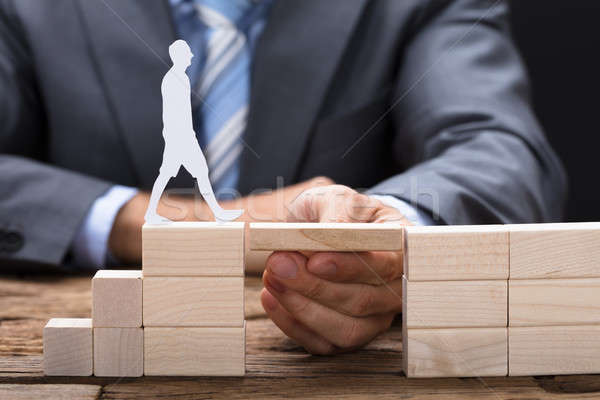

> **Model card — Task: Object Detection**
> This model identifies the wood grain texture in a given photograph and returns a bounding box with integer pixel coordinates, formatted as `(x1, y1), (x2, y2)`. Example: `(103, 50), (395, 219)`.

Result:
(142, 222), (244, 276)
(7, 273), (600, 397)
(93, 328), (143, 377)
(404, 327), (507, 378)
(509, 325), (600, 376)
(92, 270), (142, 327)
(404, 225), (509, 281)
(143, 277), (244, 327)
(0, 384), (101, 400)
(509, 278), (600, 326)
(95, 376), (600, 400)
(144, 325), (245, 376)
(402, 277), (408, 374)
(249, 222), (403, 251)
(510, 222), (600, 279)
(404, 278), (507, 328)
(43, 318), (92, 376)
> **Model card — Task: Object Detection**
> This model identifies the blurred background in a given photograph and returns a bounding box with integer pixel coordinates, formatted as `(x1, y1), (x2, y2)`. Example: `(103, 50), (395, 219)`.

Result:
(509, 0), (600, 222)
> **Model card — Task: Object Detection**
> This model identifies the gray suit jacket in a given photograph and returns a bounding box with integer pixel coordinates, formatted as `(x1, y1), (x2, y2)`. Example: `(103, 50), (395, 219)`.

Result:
(0, 0), (567, 268)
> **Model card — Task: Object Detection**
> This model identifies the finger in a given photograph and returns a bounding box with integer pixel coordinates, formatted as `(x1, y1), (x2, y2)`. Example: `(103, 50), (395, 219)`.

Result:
(306, 251), (403, 285)
(260, 288), (336, 355)
(285, 185), (373, 223)
(263, 273), (394, 348)
(265, 252), (403, 317)
(319, 191), (381, 223)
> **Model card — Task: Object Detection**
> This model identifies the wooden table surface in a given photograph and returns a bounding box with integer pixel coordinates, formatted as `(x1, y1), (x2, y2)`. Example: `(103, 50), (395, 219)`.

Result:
(1, 273), (600, 399)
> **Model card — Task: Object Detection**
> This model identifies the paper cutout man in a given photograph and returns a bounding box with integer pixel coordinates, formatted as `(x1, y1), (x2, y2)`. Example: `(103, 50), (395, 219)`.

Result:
(144, 40), (244, 224)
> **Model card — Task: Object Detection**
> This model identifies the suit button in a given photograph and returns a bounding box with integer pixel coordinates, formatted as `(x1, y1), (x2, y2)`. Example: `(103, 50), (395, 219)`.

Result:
(0, 231), (24, 253)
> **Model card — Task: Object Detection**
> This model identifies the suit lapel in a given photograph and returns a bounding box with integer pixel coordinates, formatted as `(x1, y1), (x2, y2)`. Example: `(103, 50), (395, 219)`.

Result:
(76, 0), (176, 188)
(238, 0), (368, 194)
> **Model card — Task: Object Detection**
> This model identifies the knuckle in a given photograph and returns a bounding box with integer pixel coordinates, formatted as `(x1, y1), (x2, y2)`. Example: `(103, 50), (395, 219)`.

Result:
(381, 254), (402, 282)
(289, 190), (318, 222)
(353, 193), (372, 206)
(346, 193), (378, 222)
(339, 319), (364, 348)
(350, 287), (375, 317)
(290, 295), (312, 316)
(311, 176), (334, 187)
(305, 278), (326, 299)
(331, 184), (354, 193)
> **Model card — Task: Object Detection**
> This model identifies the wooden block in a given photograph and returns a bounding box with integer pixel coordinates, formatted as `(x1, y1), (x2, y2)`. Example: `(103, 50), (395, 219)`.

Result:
(143, 221), (244, 276)
(43, 318), (93, 376)
(509, 325), (600, 375)
(0, 384), (100, 400)
(93, 328), (143, 377)
(144, 324), (245, 376)
(143, 277), (244, 327)
(404, 277), (507, 328)
(509, 278), (600, 326)
(510, 222), (600, 279)
(402, 277), (408, 374)
(92, 270), (142, 327)
(404, 225), (509, 281)
(248, 222), (403, 251)
(403, 327), (507, 378)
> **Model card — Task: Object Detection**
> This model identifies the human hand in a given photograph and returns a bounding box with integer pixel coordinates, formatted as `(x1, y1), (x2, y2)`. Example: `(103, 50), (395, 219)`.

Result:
(260, 185), (409, 354)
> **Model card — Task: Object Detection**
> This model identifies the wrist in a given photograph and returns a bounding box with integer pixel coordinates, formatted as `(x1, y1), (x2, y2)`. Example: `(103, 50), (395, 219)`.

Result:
(108, 192), (147, 264)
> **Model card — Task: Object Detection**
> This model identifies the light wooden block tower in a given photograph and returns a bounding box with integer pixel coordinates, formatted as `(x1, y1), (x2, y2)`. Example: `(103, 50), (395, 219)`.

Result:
(402, 222), (600, 378)
(44, 270), (144, 377)
(43, 221), (245, 377)
(142, 221), (245, 376)
(508, 223), (600, 376)
(402, 225), (510, 378)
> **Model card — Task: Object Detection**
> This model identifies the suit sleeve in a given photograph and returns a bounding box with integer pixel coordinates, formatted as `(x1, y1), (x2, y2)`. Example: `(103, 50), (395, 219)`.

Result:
(367, 0), (567, 224)
(0, 1), (111, 267)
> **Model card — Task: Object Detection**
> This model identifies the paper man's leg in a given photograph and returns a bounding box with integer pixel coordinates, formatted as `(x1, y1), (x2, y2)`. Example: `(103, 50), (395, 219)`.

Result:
(182, 143), (243, 222)
(195, 169), (223, 213)
(195, 170), (243, 222)
(144, 171), (173, 224)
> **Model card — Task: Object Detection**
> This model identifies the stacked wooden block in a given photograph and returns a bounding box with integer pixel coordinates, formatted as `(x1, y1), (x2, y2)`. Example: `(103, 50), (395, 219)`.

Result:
(402, 225), (509, 378)
(92, 270), (144, 377)
(43, 318), (94, 376)
(42, 220), (600, 378)
(509, 223), (600, 376)
(44, 270), (143, 376)
(402, 222), (600, 378)
(142, 222), (245, 376)
(43, 221), (245, 377)
(249, 222), (405, 252)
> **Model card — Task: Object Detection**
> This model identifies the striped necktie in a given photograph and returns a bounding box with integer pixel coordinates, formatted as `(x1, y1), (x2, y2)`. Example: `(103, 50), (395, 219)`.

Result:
(172, 0), (269, 195)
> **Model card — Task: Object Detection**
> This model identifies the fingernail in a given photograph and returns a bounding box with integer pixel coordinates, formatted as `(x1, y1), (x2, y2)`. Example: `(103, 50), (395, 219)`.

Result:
(270, 256), (298, 279)
(266, 276), (286, 293)
(308, 262), (337, 278)
(262, 290), (279, 311)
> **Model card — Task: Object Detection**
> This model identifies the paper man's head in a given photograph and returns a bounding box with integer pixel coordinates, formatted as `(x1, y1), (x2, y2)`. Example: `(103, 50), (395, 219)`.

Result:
(169, 40), (193, 68)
